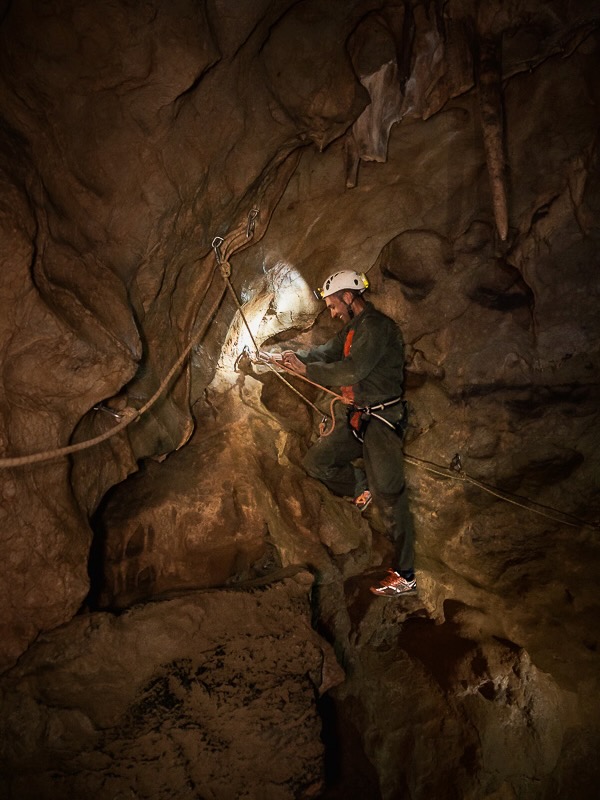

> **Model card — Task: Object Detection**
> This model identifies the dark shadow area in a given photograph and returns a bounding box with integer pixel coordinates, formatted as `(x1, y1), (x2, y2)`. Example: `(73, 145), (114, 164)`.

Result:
(318, 692), (382, 799)
(79, 478), (121, 612)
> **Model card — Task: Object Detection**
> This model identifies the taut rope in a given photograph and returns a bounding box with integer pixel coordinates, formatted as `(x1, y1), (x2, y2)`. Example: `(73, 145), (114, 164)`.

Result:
(2, 225), (598, 534)
(256, 358), (598, 531)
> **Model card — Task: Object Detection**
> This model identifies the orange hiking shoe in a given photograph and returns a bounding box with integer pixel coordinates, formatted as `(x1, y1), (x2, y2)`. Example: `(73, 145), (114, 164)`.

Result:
(354, 490), (372, 511)
(370, 570), (417, 597)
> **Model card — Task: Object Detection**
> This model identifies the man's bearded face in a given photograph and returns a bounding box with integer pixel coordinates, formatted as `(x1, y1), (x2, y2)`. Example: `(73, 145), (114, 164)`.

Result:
(325, 292), (352, 323)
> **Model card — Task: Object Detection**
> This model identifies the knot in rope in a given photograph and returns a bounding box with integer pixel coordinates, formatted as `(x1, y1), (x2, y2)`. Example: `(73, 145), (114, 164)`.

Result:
(219, 260), (232, 279)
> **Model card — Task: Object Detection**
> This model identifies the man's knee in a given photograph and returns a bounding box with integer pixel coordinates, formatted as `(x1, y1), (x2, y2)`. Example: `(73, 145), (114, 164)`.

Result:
(302, 443), (326, 481)
(377, 483), (406, 507)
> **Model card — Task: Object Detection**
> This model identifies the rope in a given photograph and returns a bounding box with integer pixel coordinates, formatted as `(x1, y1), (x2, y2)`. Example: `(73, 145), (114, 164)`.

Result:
(248, 354), (599, 532)
(5, 222), (597, 535)
(0, 280), (229, 469)
(0, 212), (258, 469)
(221, 267), (261, 357)
(259, 361), (324, 417)
(0, 407), (140, 469)
(271, 363), (598, 530)
(402, 453), (599, 532)
(228, 287), (597, 533)
(255, 357), (345, 435)
(138, 279), (227, 419)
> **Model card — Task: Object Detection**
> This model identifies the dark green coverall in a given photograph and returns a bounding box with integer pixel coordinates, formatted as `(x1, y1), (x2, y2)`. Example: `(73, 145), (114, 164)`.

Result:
(296, 302), (415, 574)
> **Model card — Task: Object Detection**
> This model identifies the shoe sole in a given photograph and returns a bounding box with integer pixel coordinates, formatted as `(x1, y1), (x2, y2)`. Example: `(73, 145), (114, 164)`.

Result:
(369, 585), (417, 597)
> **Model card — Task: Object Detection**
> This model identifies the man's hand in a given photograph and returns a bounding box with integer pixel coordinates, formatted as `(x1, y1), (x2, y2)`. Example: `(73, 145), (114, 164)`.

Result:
(281, 351), (307, 376)
(258, 350), (283, 363)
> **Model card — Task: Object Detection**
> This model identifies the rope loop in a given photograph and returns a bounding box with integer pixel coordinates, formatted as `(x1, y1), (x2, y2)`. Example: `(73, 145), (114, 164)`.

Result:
(318, 397), (341, 437)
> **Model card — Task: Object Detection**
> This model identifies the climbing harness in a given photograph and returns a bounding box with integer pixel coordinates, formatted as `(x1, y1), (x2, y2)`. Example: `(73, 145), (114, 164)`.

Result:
(347, 397), (408, 443)
(1, 212), (597, 536)
(251, 353), (598, 533)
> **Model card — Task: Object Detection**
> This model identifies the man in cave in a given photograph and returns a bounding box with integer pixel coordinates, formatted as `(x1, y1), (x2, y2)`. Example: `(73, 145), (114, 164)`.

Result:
(277, 269), (416, 597)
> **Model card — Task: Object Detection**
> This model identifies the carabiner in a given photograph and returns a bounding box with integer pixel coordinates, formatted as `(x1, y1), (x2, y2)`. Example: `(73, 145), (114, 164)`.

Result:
(246, 208), (259, 238)
(211, 236), (224, 264)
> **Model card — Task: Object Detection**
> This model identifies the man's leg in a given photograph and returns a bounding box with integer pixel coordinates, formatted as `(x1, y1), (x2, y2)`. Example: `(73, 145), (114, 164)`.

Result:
(363, 421), (416, 592)
(302, 420), (365, 498)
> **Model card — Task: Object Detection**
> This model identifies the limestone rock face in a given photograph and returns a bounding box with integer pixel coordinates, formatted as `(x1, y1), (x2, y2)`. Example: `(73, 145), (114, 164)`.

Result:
(0, 575), (342, 800)
(0, 127), (141, 666)
(0, 0), (599, 797)
(261, 1), (370, 150)
(333, 590), (574, 800)
(98, 374), (374, 610)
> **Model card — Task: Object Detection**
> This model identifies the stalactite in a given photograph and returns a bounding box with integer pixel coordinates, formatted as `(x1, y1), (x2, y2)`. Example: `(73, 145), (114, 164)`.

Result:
(343, 131), (360, 188)
(397, 0), (416, 93)
(477, 35), (509, 241)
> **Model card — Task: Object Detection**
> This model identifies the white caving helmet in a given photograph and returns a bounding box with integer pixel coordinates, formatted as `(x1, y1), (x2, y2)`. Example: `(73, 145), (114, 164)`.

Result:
(314, 270), (369, 300)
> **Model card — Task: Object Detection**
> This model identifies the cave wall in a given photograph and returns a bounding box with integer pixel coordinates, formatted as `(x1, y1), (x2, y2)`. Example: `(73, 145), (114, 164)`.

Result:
(0, 574), (341, 799)
(0, 0), (333, 664)
(0, 0), (599, 798)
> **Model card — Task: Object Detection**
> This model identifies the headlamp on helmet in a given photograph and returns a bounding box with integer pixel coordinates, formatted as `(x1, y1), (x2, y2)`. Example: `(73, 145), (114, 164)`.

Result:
(313, 270), (369, 300)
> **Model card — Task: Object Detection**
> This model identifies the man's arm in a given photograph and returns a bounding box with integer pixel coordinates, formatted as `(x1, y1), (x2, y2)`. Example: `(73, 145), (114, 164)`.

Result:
(279, 331), (346, 376)
(295, 334), (345, 365)
(306, 316), (391, 387)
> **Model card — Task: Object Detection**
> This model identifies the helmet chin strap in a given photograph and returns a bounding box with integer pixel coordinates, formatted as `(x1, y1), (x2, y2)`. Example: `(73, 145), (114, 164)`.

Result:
(343, 296), (355, 319)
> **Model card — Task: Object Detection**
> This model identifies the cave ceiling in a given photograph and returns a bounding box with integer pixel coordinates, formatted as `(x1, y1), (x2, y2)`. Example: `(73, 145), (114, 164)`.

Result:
(0, 1), (599, 798)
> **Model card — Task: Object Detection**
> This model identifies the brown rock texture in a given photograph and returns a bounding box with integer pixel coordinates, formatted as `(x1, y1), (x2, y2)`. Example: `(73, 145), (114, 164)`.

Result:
(0, 0), (599, 797)
(332, 589), (573, 799)
(97, 375), (374, 610)
(0, 574), (342, 800)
